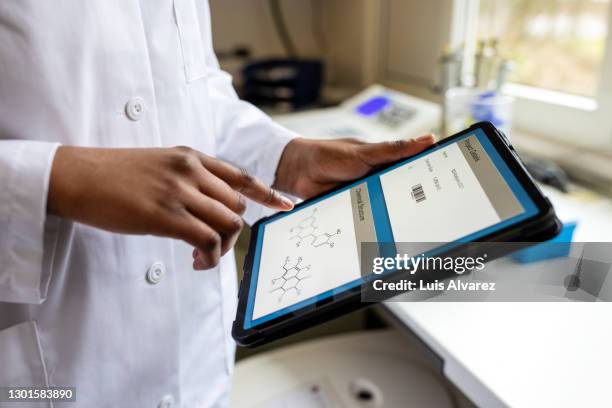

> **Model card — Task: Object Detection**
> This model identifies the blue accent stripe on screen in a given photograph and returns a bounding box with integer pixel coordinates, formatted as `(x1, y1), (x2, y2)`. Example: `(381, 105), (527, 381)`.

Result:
(366, 177), (396, 256)
(244, 225), (265, 329)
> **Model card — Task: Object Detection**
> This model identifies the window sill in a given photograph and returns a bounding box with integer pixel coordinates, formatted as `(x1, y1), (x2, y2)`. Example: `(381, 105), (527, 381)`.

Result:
(504, 83), (598, 112)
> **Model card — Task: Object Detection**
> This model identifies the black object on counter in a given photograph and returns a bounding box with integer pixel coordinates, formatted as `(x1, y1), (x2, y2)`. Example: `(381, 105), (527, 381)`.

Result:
(242, 59), (323, 110)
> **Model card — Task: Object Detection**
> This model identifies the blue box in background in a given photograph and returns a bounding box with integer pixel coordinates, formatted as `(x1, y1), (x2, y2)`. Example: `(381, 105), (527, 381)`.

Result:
(511, 221), (578, 264)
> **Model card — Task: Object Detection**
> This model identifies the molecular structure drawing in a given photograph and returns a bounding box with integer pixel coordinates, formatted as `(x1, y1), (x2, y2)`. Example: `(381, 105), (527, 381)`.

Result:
(270, 256), (311, 302)
(290, 208), (341, 248)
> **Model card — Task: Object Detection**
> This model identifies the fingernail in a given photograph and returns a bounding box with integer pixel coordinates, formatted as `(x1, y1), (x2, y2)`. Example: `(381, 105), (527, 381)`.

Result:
(280, 195), (294, 209)
(416, 134), (435, 143)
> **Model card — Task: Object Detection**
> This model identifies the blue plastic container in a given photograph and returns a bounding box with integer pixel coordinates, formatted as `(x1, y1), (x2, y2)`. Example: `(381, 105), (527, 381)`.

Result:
(511, 221), (577, 264)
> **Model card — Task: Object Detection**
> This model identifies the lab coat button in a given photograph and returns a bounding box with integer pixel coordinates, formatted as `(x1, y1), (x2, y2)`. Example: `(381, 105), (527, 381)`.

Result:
(158, 395), (174, 408)
(125, 97), (145, 121)
(146, 262), (165, 284)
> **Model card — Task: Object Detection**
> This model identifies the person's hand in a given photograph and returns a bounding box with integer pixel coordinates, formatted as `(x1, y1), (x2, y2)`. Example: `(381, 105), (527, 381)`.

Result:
(273, 135), (435, 199)
(48, 146), (293, 269)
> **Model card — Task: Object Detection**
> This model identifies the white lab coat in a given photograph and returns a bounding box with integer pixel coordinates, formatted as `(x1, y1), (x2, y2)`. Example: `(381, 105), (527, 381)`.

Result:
(0, 1), (295, 407)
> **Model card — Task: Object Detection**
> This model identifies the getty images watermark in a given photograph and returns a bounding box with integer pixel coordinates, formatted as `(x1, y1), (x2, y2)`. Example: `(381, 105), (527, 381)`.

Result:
(359, 242), (612, 302)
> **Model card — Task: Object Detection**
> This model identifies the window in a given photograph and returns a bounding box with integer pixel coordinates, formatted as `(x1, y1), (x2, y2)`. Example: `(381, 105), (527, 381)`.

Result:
(452, 0), (612, 147)
(479, 0), (610, 97)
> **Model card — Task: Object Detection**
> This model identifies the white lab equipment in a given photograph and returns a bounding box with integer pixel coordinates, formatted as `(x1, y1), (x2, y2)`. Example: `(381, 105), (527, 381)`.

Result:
(444, 89), (514, 137)
(273, 85), (440, 142)
(231, 330), (472, 408)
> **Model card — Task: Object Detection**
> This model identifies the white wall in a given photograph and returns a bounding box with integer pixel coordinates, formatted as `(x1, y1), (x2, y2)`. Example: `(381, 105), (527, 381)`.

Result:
(379, 0), (452, 95)
(209, 0), (374, 88)
(208, 0), (452, 97)
(209, 0), (322, 59)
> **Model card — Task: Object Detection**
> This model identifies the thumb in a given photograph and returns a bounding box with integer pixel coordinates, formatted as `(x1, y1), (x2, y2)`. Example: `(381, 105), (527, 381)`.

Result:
(356, 134), (435, 166)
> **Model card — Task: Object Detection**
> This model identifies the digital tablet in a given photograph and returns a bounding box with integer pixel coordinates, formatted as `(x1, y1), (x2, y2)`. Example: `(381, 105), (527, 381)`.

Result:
(233, 122), (561, 347)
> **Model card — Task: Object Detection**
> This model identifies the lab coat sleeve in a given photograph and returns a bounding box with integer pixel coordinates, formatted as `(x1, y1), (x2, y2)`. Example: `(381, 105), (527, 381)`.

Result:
(0, 140), (60, 304)
(202, 16), (298, 224)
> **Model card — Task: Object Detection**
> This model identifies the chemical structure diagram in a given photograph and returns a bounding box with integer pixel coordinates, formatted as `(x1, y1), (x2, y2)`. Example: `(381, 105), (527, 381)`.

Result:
(270, 256), (311, 302)
(289, 208), (341, 249)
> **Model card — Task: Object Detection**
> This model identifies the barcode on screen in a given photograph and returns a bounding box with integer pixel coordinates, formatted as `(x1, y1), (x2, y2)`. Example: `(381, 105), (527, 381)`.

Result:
(411, 183), (426, 203)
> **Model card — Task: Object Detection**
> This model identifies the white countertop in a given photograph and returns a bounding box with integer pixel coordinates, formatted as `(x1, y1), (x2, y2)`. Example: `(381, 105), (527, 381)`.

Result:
(384, 186), (612, 407)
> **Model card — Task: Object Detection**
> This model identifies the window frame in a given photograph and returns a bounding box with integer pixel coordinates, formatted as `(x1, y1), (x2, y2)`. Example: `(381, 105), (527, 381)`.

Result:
(451, 0), (612, 148)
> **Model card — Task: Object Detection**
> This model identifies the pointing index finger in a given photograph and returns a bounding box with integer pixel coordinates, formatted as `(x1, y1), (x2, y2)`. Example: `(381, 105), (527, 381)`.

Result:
(199, 154), (294, 211)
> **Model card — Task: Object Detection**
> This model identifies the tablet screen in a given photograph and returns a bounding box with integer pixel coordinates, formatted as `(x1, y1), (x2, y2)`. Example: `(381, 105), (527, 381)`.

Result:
(244, 128), (539, 329)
